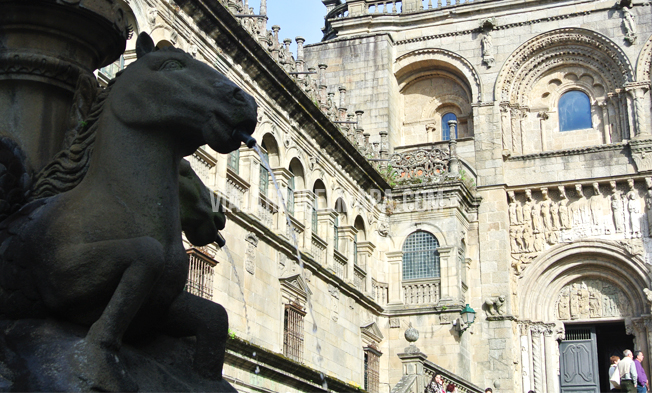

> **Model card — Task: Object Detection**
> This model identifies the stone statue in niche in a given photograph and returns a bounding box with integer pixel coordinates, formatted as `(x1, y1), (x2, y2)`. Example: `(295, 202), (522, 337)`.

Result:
(622, 5), (638, 44)
(541, 188), (553, 232)
(510, 227), (519, 252)
(551, 196), (560, 230)
(532, 199), (543, 234)
(0, 33), (258, 391)
(481, 32), (495, 68)
(516, 196), (524, 224)
(508, 191), (518, 226)
(515, 227), (524, 252)
(558, 186), (571, 229)
(611, 181), (625, 234)
(534, 232), (545, 252)
(523, 189), (533, 230)
(572, 184), (590, 227)
(522, 224), (533, 252)
(589, 182), (603, 230)
(627, 179), (641, 238)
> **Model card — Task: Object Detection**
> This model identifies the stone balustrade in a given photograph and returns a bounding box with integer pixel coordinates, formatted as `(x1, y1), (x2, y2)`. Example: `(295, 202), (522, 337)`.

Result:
(402, 279), (440, 305)
(392, 351), (483, 393)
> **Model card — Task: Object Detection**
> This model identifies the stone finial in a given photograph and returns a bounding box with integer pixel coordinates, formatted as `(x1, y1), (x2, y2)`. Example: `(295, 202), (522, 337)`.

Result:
(259, 0), (267, 15)
(404, 322), (421, 353)
(355, 110), (364, 129)
(447, 119), (458, 140)
(295, 36), (305, 60)
(338, 86), (347, 110)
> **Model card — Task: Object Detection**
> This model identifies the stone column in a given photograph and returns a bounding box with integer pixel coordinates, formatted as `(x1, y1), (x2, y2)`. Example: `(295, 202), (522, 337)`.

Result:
(436, 246), (455, 301)
(240, 149), (261, 216)
(387, 251), (403, 305)
(520, 323), (532, 393)
(530, 324), (546, 393)
(339, 86), (348, 121)
(318, 208), (338, 271)
(339, 225), (357, 282)
(538, 112), (548, 151)
(272, 167), (292, 236)
(358, 241), (376, 295)
(632, 86), (650, 137)
(511, 108), (521, 155)
(448, 138), (459, 176)
(519, 108), (529, 154)
(318, 63), (328, 105)
(599, 100), (611, 143)
(501, 104), (512, 152)
(295, 37), (305, 73)
(543, 324), (558, 393)
(294, 190), (314, 251)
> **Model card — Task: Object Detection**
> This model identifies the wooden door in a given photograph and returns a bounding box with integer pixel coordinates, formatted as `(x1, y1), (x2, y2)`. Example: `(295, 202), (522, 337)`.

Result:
(560, 326), (600, 393)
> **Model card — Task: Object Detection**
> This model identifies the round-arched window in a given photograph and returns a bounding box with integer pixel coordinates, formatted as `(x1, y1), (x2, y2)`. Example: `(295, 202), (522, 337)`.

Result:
(442, 113), (457, 141)
(559, 91), (592, 132)
(402, 231), (440, 280)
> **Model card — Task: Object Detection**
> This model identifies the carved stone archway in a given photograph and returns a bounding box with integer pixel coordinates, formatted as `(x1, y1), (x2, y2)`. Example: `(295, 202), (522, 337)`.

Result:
(516, 239), (651, 393)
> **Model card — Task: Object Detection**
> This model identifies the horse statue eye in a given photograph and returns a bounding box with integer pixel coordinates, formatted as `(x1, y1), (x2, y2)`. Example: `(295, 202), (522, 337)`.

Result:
(159, 60), (184, 71)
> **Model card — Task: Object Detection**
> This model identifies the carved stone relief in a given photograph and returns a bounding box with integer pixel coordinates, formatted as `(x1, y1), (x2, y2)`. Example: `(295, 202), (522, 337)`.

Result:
(245, 232), (258, 275)
(555, 279), (631, 320)
(328, 284), (339, 322)
(508, 179), (652, 274)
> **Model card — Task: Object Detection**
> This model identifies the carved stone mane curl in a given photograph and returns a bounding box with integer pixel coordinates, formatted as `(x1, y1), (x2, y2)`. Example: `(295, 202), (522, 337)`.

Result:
(30, 78), (114, 200)
(31, 47), (193, 200)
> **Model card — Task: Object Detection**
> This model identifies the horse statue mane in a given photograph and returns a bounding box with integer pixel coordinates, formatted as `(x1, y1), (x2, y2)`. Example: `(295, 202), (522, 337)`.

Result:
(30, 46), (194, 201)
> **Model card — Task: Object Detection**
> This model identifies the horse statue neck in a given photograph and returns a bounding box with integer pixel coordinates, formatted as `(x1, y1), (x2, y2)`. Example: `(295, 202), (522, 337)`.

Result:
(77, 108), (185, 241)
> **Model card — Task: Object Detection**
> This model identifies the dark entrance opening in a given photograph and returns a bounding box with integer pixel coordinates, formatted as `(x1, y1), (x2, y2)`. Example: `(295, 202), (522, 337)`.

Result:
(560, 322), (633, 393)
(596, 322), (634, 392)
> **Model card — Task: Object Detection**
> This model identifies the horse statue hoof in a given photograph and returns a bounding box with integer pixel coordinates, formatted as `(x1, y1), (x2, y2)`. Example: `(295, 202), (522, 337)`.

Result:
(70, 340), (138, 392)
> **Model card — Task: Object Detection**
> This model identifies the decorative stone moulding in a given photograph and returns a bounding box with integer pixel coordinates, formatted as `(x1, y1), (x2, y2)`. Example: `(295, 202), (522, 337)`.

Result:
(630, 137), (652, 172)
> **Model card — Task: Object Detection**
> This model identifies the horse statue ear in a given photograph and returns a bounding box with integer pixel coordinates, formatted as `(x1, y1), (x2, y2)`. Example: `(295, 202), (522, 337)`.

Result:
(136, 32), (156, 59)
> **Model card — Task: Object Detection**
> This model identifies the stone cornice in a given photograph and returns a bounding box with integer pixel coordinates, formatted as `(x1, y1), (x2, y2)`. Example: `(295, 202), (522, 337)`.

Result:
(174, 0), (390, 193)
(506, 142), (628, 161)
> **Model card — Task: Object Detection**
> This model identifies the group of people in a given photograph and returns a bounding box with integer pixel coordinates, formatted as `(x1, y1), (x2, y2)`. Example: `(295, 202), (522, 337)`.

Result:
(609, 350), (649, 393)
(425, 375), (497, 393)
(424, 374), (461, 393)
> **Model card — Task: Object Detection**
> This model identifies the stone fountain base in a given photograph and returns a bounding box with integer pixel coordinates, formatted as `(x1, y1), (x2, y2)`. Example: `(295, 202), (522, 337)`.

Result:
(0, 318), (236, 392)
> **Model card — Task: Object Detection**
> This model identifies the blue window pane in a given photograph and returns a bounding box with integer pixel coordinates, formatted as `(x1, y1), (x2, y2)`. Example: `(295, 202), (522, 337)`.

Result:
(442, 113), (457, 141)
(559, 91), (592, 132)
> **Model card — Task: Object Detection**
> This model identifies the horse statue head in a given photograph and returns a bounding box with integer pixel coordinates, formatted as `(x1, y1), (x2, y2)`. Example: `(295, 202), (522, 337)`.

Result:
(108, 33), (257, 157)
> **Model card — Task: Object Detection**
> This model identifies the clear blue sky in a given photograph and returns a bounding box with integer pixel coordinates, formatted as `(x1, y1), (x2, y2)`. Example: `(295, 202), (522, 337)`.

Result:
(246, 0), (326, 54)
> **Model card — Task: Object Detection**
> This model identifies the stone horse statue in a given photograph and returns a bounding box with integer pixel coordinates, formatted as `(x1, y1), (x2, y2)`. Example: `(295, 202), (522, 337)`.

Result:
(0, 33), (256, 391)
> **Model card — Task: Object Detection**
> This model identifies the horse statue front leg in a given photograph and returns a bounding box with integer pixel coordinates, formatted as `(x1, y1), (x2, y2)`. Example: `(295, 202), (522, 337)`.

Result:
(160, 291), (230, 380)
(62, 236), (166, 391)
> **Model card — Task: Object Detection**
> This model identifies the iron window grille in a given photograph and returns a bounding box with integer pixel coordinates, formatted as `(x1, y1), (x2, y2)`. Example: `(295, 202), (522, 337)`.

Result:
(402, 231), (440, 280)
(185, 248), (216, 300)
(364, 346), (381, 393)
(283, 302), (306, 362)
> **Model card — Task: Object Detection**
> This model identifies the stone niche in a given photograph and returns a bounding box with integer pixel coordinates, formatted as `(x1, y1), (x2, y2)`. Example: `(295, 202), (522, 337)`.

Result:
(555, 279), (631, 321)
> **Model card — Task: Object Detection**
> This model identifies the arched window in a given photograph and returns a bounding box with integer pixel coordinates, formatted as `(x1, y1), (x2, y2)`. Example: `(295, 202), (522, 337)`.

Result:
(313, 180), (327, 234)
(442, 113), (457, 141)
(559, 91), (592, 132)
(402, 231), (440, 280)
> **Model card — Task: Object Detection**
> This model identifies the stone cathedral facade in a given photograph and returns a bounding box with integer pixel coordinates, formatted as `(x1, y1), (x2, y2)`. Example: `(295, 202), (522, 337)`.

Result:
(101, 0), (652, 392)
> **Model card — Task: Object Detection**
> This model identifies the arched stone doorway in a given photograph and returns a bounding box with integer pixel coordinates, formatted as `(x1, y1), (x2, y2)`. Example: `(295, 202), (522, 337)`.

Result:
(516, 240), (651, 393)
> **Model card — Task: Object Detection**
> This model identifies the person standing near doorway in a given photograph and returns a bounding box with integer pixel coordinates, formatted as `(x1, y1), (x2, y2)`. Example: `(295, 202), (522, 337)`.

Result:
(634, 351), (648, 393)
(620, 349), (638, 393)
